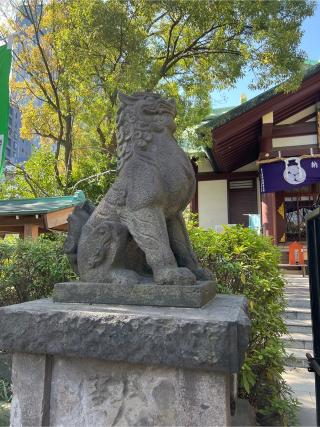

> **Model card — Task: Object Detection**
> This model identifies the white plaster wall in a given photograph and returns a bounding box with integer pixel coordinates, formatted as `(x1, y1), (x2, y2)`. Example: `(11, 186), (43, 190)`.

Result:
(197, 158), (212, 172)
(198, 180), (228, 229)
(272, 134), (317, 148)
(234, 161), (258, 172)
(277, 105), (316, 125)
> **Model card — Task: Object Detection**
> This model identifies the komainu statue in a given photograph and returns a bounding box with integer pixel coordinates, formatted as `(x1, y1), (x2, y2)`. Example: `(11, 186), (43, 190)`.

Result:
(65, 92), (212, 286)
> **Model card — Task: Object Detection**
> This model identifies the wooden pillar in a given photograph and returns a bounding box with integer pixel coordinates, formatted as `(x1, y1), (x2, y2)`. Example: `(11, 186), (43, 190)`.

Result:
(261, 192), (277, 243)
(190, 159), (199, 216)
(275, 192), (286, 243)
(24, 224), (39, 240)
(317, 102), (320, 148)
(260, 111), (273, 158)
(191, 181), (198, 215)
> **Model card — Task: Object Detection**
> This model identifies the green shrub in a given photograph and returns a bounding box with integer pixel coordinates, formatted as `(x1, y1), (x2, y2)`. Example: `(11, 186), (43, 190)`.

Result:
(0, 234), (76, 306)
(187, 220), (298, 426)
(0, 379), (11, 403)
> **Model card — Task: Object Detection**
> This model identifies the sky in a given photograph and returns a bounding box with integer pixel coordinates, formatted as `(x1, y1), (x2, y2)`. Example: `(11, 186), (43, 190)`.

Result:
(211, 2), (320, 109)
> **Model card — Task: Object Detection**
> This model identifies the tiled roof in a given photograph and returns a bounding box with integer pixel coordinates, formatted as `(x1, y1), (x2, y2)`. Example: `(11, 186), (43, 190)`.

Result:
(0, 190), (86, 216)
(200, 63), (320, 131)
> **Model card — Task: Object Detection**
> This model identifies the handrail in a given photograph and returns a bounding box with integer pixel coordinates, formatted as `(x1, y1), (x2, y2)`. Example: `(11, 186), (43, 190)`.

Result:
(306, 210), (320, 426)
(306, 207), (320, 222)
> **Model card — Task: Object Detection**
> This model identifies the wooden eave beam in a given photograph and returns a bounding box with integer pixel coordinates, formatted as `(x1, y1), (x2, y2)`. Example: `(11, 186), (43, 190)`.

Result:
(44, 206), (74, 230)
(317, 102), (320, 147)
(263, 147), (320, 160)
(212, 73), (320, 142)
(51, 224), (68, 231)
(197, 171), (258, 181)
(203, 146), (220, 172)
(0, 215), (44, 226)
(295, 112), (317, 123)
(0, 226), (25, 233)
(274, 96), (319, 123)
(260, 112), (273, 155)
(272, 122), (317, 138)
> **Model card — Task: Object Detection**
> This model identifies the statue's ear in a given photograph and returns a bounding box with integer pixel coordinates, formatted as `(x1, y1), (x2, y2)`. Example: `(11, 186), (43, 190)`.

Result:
(118, 91), (138, 105)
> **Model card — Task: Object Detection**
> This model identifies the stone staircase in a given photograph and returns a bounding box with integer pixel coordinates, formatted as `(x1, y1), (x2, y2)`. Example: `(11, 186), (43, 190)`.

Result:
(282, 274), (313, 368)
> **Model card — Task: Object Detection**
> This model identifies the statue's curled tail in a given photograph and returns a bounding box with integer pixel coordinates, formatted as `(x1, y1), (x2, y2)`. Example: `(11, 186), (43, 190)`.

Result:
(64, 200), (95, 274)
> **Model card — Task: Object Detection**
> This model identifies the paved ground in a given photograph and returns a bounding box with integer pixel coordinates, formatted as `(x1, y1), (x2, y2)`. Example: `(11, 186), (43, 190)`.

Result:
(283, 367), (316, 426)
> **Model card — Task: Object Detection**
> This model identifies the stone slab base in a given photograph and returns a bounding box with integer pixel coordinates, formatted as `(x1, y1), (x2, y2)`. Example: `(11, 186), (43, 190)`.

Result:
(0, 295), (250, 373)
(53, 279), (216, 308)
(11, 353), (231, 427)
(1, 295), (250, 427)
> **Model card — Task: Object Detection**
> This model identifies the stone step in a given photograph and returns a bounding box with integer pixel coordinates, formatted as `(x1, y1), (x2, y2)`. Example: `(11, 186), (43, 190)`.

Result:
(284, 307), (311, 321)
(286, 319), (312, 334)
(285, 318), (312, 326)
(284, 278), (310, 284)
(285, 286), (310, 292)
(284, 284), (310, 289)
(284, 275), (309, 279)
(281, 269), (307, 276)
(284, 288), (310, 294)
(285, 281), (310, 285)
(284, 283), (309, 292)
(285, 297), (311, 309)
(282, 333), (313, 350)
(283, 275), (313, 369)
(285, 348), (310, 368)
(284, 293), (311, 300)
(285, 283), (310, 288)
(284, 288), (310, 300)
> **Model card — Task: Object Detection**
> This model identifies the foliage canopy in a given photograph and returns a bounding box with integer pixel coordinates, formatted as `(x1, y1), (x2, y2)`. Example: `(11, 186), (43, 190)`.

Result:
(0, 0), (315, 199)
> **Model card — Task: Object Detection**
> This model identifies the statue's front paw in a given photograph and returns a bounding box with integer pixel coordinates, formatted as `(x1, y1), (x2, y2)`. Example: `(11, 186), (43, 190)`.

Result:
(154, 267), (196, 286)
(193, 268), (213, 281)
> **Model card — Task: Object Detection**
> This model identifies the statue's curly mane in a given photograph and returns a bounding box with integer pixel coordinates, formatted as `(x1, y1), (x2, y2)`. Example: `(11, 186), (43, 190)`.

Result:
(116, 92), (176, 171)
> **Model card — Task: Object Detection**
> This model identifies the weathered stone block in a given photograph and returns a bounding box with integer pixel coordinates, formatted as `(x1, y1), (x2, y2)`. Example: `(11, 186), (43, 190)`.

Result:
(0, 294), (250, 427)
(10, 353), (51, 427)
(53, 279), (216, 307)
(0, 294), (250, 373)
(48, 356), (230, 427)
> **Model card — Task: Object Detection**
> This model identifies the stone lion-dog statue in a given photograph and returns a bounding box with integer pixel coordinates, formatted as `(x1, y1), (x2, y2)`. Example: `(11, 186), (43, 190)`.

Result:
(64, 92), (212, 286)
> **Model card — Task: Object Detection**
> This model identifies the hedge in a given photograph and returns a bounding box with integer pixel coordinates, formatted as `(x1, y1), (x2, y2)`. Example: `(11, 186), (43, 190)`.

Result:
(187, 220), (298, 426)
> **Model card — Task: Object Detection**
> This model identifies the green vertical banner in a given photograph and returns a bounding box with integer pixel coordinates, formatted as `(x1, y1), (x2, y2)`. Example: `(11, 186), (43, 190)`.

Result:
(0, 43), (12, 176)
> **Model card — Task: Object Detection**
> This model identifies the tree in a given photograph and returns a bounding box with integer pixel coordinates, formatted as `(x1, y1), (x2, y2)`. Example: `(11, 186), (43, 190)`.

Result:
(0, 0), (315, 198)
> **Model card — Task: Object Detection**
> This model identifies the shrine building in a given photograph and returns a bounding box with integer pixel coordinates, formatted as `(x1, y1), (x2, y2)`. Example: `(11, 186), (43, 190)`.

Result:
(192, 63), (320, 245)
(0, 190), (86, 239)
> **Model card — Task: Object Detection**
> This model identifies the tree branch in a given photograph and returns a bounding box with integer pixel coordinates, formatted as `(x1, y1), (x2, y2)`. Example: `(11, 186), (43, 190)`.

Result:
(7, 160), (50, 197)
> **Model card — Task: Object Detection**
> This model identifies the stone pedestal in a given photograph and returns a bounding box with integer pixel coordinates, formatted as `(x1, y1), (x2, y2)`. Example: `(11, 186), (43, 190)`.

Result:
(0, 294), (250, 427)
